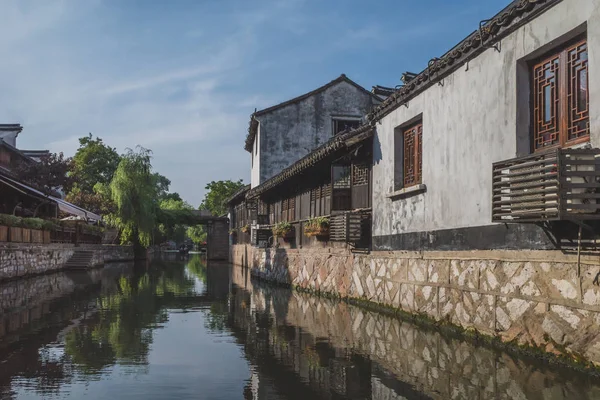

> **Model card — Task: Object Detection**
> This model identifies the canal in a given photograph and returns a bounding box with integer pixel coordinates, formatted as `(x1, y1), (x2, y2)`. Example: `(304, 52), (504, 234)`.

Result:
(1, 255), (600, 399)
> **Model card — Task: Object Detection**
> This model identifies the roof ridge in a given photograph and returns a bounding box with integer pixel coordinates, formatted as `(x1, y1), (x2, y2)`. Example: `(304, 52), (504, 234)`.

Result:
(244, 74), (377, 152)
(246, 124), (374, 199)
(368, 0), (562, 122)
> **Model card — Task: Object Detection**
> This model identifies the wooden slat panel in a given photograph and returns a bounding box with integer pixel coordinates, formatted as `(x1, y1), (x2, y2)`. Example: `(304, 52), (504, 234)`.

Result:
(562, 171), (600, 177)
(493, 195), (559, 206)
(351, 184), (369, 209)
(492, 187), (558, 199)
(492, 164), (556, 180)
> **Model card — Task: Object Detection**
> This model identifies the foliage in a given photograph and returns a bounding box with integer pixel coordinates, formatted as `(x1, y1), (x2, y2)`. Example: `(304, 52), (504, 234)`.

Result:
(21, 217), (45, 230)
(272, 222), (293, 238)
(152, 173), (173, 201)
(200, 179), (245, 217)
(187, 225), (206, 245)
(109, 147), (157, 248)
(160, 192), (182, 202)
(0, 214), (21, 227)
(228, 228), (237, 235)
(65, 185), (114, 216)
(70, 134), (121, 193)
(240, 225), (250, 234)
(15, 152), (73, 195)
(304, 216), (329, 237)
(81, 224), (104, 235)
(157, 198), (193, 244)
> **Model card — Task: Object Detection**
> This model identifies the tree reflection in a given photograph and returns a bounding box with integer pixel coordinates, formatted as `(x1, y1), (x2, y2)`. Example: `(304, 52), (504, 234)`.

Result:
(64, 260), (199, 374)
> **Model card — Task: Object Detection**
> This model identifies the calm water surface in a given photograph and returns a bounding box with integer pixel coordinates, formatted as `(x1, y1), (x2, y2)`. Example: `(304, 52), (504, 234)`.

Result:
(1, 255), (600, 399)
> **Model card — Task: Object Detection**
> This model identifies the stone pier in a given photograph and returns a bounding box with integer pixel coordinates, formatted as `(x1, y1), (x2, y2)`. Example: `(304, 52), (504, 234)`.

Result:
(231, 244), (600, 366)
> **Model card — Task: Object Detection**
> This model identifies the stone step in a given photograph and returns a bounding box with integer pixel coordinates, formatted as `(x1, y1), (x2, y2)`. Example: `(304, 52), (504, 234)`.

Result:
(64, 250), (95, 270)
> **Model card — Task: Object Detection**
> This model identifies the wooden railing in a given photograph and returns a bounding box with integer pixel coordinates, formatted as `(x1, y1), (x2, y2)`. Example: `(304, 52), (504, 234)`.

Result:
(492, 148), (600, 223)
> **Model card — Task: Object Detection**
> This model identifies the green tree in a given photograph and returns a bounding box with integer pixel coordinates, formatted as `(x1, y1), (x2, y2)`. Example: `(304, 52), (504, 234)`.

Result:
(186, 224), (206, 245)
(15, 152), (73, 195)
(110, 147), (157, 254)
(71, 134), (121, 193)
(200, 179), (245, 216)
(152, 173), (171, 200)
(158, 198), (193, 244)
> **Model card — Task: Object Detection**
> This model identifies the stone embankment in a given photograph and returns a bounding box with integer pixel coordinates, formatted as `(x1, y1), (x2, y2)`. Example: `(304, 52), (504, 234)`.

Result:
(232, 244), (600, 367)
(232, 265), (600, 400)
(0, 243), (133, 281)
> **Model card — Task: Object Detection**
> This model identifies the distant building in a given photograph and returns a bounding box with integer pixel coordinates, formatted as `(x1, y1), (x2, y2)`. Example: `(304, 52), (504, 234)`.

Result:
(0, 124), (100, 221)
(245, 74), (381, 189)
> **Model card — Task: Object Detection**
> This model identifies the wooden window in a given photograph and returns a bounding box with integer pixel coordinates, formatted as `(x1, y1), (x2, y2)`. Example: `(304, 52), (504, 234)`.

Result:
(333, 119), (361, 135)
(332, 165), (351, 189)
(402, 122), (423, 188)
(532, 38), (589, 152)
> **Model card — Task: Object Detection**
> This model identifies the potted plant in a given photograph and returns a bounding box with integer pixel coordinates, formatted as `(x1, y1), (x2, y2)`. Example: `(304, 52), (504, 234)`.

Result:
(240, 225), (250, 234)
(229, 229), (238, 236)
(41, 220), (57, 244)
(0, 214), (20, 242)
(0, 214), (24, 242)
(22, 217), (45, 243)
(304, 216), (329, 238)
(272, 222), (293, 241)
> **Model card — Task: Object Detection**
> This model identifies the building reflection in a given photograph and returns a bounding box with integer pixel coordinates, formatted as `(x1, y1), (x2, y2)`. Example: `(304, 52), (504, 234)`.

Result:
(228, 265), (600, 400)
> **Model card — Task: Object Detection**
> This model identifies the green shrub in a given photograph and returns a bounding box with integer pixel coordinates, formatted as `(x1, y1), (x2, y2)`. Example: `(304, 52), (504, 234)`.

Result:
(0, 214), (22, 227)
(21, 217), (46, 230)
(41, 220), (59, 231)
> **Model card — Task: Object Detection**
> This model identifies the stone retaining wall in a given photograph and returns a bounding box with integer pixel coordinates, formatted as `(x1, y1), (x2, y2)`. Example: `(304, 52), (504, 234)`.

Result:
(232, 244), (600, 366)
(0, 244), (133, 282)
(231, 266), (600, 399)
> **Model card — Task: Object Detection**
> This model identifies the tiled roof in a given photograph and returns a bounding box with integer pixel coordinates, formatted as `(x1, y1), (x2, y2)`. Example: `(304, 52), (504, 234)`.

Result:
(246, 124), (374, 199)
(368, 0), (562, 122)
(244, 74), (378, 152)
(0, 124), (23, 132)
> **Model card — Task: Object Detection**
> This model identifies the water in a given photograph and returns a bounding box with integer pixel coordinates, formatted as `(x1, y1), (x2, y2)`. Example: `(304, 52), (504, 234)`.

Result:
(1, 255), (600, 399)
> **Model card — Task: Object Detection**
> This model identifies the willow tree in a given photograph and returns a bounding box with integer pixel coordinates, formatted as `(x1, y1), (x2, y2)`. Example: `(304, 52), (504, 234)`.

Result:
(110, 147), (157, 256)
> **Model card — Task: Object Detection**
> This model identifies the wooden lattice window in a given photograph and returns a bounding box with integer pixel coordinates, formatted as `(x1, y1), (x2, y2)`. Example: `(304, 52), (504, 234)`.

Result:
(403, 122), (423, 187)
(332, 165), (351, 189)
(532, 38), (589, 152)
(353, 164), (369, 186)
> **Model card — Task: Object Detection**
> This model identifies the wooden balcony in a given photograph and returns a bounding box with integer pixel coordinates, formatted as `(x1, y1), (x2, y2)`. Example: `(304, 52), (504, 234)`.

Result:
(492, 148), (600, 223)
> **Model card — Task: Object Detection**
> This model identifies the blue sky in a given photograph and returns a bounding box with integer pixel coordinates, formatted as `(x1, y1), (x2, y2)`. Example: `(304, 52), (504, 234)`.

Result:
(0, 0), (510, 206)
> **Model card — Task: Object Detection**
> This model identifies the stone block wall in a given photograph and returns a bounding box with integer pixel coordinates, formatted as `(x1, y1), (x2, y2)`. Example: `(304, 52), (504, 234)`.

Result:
(0, 244), (133, 282)
(231, 244), (600, 366)
(232, 267), (600, 399)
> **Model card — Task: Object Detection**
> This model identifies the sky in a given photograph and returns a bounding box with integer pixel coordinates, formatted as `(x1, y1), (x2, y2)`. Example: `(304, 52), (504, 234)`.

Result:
(0, 0), (511, 206)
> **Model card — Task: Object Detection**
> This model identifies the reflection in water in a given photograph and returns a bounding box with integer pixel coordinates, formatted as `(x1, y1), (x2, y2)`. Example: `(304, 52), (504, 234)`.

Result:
(0, 256), (600, 399)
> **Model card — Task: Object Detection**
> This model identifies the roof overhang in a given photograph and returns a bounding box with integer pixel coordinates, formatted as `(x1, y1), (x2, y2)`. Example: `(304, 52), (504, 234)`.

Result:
(246, 124), (374, 199)
(368, 0), (562, 122)
(224, 184), (251, 206)
(0, 173), (102, 221)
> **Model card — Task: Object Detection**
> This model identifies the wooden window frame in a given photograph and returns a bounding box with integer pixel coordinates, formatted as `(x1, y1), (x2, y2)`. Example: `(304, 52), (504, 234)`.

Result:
(332, 118), (361, 136)
(402, 121), (423, 188)
(531, 36), (589, 153)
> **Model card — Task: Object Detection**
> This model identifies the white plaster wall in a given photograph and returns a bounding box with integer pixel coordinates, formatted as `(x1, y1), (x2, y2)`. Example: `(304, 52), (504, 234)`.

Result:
(373, 0), (600, 238)
(257, 80), (377, 184)
(0, 131), (18, 147)
(251, 124), (261, 189)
